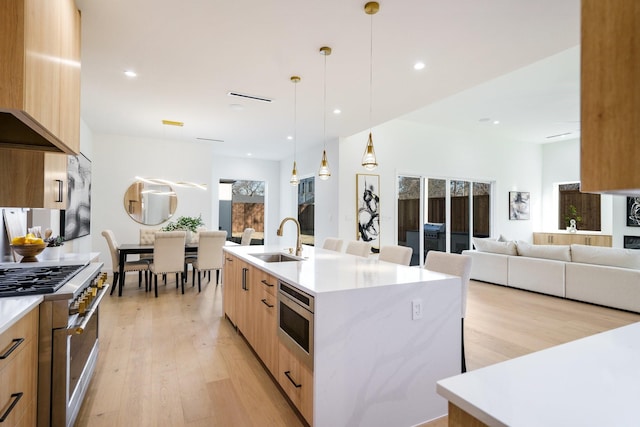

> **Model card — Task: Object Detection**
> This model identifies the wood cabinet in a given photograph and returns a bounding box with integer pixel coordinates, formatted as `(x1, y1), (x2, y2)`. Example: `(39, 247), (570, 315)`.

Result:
(0, 308), (38, 427)
(278, 341), (313, 424)
(0, 0), (80, 154)
(222, 254), (239, 326)
(580, 0), (640, 194)
(222, 253), (255, 344)
(533, 232), (612, 247)
(0, 149), (67, 209)
(252, 270), (278, 376)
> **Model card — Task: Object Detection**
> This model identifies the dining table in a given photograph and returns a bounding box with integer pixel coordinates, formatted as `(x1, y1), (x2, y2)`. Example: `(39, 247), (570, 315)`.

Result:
(116, 240), (238, 296)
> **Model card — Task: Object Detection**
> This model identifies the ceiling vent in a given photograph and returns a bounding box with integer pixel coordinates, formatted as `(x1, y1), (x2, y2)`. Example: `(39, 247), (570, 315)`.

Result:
(196, 137), (224, 143)
(227, 92), (273, 103)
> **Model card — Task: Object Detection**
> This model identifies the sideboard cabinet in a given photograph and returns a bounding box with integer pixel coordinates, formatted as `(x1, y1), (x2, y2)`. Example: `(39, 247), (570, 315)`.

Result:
(533, 232), (612, 247)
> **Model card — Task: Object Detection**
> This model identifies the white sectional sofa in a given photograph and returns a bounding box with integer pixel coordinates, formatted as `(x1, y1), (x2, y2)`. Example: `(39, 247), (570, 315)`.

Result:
(462, 238), (640, 313)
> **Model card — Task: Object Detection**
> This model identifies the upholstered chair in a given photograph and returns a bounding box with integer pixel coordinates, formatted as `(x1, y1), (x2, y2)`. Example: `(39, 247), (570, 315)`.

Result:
(424, 250), (472, 372)
(322, 237), (344, 252)
(240, 228), (255, 246)
(191, 230), (227, 291)
(139, 228), (159, 262)
(345, 240), (372, 258)
(102, 230), (149, 295)
(378, 245), (413, 266)
(149, 231), (186, 297)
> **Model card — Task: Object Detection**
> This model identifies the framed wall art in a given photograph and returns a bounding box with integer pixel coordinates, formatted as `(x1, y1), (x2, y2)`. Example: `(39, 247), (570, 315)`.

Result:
(627, 197), (640, 227)
(356, 174), (380, 252)
(509, 191), (530, 220)
(61, 153), (92, 240)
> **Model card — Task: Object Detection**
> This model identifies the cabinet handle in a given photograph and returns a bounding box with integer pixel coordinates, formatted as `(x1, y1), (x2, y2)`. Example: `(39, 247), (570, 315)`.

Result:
(284, 371), (302, 388)
(0, 392), (23, 422)
(242, 268), (249, 291)
(0, 338), (24, 360)
(55, 179), (64, 203)
(261, 279), (274, 287)
(261, 298), (274, 308)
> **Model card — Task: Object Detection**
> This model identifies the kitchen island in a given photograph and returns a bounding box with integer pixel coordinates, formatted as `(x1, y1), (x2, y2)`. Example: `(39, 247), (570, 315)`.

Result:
(223, 244), (462, 427)
(437, 322), (640, 427)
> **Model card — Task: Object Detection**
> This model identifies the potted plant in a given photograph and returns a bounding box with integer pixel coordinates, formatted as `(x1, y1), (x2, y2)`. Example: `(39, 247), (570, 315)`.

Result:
(161, 215), (205, 242)
(41, 235), (64, 260)
(564, 204), (582, 232)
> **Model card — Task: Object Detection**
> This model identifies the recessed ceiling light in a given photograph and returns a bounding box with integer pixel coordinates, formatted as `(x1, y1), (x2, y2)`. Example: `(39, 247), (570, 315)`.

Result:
(124, 70), (137, 77)
(414, 62), (426, 70)
(333, 108), (341, 115)
(287, 136), (293, 140)
(493, 120), (500, 125)
(247, 153), (252, 156)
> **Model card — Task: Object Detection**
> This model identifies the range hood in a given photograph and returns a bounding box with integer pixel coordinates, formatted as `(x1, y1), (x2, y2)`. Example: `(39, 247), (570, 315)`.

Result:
(0, 111), (74, 153)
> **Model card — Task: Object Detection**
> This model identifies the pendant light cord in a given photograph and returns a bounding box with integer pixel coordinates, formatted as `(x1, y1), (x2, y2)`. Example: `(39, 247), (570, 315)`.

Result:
(294, 79), (297, 162)
(323, 53), (327, 150)
(369, 12), (373, 133)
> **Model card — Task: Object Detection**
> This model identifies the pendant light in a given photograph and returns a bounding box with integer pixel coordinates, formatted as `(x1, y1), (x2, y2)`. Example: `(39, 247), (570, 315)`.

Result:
(290, 75), (301, 186)
(318, 46), (332, 180)
(361, 1), (379, 170)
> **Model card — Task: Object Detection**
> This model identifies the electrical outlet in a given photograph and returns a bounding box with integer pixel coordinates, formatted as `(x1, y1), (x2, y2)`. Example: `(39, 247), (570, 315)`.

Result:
(412, 299), (423, 320)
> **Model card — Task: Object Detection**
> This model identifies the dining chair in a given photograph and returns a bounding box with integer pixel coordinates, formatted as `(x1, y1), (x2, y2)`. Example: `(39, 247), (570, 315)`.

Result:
(424, 250), (472, 373)
(149, 231), (186, 297)
(345, 240), (371, 258)
(378, 245), (413, 266)
(139, 227), (159, 262)
(322, 237), (344, 252)
(240, 228), (255, 246)
(191, 230), (227, 292)
(102, 230), (149, 296)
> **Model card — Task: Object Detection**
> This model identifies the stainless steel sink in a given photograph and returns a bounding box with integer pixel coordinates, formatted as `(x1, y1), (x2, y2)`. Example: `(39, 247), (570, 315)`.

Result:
(249, 252), (304, 263)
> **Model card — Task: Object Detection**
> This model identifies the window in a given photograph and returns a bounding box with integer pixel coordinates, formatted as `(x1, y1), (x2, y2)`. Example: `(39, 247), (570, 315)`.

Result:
(218, 179), (265, 244)
(558, 183), (601, 231)
(298, 176), (315, 246)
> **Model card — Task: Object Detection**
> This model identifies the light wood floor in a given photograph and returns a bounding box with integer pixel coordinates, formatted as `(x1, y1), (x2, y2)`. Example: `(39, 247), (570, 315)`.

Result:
(75, 275), (640, 427)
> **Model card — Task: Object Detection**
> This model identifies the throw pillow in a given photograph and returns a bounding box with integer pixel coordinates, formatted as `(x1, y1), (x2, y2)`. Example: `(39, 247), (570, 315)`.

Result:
(515, 241), (571, 262)
(472, 237), (517, 255)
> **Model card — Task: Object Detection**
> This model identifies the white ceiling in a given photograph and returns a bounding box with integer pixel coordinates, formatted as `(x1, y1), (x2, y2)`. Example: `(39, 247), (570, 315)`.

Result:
(77, 0), (581, 160)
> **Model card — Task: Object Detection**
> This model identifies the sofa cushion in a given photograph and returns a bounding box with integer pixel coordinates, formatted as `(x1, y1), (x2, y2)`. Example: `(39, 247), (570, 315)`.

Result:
(516, 240), (572, 262)
(472, 237), (517, 255)
(570, 244), (640, 269)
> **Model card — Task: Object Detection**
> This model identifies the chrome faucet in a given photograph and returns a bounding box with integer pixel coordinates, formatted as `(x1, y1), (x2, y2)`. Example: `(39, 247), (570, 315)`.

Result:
(277, 217), (302, 257)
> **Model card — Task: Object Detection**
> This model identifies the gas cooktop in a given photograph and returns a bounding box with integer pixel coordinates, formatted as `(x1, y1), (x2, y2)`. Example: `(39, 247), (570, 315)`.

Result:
(0, 264), (86, 297)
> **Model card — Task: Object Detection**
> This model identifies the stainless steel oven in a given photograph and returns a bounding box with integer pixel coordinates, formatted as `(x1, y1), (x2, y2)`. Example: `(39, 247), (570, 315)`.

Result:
(37, 262), (109, 427)
(277, 280), (314, 369)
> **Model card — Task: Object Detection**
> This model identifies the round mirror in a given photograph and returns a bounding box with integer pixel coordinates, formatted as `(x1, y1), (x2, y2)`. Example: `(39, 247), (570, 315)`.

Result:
(123, 181), (178, 225)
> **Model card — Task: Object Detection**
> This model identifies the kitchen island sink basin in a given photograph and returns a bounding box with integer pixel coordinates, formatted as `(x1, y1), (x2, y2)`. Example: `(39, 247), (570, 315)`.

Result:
(249, 252), (304, 263)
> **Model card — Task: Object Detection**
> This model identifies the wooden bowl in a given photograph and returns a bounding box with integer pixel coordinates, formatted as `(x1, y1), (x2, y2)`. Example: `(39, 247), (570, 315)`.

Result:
(11, 244), (46, 262)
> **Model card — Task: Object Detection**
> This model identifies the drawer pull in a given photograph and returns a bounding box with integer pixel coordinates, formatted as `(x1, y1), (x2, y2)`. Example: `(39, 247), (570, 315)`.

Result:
(261, 279), (274, 287)
(284, 371), (302, 388)
(261, 298), (274, 308)
(0, 392), (23, 422)
(0, 338), (24, 360)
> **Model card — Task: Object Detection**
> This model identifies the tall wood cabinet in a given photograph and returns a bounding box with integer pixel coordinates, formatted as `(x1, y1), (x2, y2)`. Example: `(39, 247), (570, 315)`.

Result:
(0, 0), (81, 154)
(533, 232), (612, 247)
(581, 0), (640, 193)
(0, 149), (67, 209)
(0, 308), (39, 427)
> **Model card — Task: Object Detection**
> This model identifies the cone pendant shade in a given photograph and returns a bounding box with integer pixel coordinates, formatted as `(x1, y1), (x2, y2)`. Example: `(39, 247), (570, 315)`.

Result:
(318, 150), (331, 180)
(361, 132), (378, 170)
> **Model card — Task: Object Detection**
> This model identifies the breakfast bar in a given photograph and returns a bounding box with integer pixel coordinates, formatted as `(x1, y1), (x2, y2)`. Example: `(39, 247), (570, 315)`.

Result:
(223, 244), (462, 427)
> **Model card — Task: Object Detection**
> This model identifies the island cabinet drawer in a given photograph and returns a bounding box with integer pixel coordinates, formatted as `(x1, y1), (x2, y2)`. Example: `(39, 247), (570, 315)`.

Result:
(0, 332), (38, 427)
(256, 270), (277, 296)
(254, 283), (278, 376)
(278, 341), (313, 424)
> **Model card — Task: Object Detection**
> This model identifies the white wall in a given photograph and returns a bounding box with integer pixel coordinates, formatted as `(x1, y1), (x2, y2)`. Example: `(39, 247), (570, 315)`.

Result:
(338, 120), (544, 247)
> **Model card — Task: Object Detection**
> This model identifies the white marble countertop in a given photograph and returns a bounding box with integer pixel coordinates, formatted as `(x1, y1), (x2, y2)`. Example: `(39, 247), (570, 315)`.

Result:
(0, 295), (43, 335)
(223, 244), (452, 295)
(437, 322), (640, 427)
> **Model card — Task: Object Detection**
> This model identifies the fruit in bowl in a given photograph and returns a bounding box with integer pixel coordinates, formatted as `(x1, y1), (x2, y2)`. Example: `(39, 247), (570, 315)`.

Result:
(11, 234), (46, 262)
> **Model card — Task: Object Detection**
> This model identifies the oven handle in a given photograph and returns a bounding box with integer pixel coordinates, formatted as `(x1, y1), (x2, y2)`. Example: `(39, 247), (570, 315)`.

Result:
(68, 284), (110, 335)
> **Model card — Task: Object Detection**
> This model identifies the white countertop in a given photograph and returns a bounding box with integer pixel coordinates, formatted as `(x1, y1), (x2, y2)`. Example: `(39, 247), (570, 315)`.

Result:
(0, 295), (43, 334)
(224, 244), (452, 295)
(437, 322), (640, 427)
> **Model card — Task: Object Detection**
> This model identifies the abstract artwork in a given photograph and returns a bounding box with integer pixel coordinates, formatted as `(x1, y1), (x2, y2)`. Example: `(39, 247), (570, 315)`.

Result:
(61, 153), (91, 240)
(509, 191), (530, 220)
(627, 197), (640, 227)
(356, 174), (380, 251)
